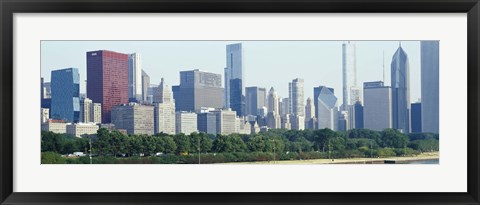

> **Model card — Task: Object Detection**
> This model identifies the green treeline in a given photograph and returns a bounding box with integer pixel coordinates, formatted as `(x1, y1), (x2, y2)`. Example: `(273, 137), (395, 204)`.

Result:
(41, 128), (439, 164)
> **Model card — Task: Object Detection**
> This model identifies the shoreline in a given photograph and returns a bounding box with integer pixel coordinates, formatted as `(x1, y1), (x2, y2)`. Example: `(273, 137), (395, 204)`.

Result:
(219, 152), (439, 164)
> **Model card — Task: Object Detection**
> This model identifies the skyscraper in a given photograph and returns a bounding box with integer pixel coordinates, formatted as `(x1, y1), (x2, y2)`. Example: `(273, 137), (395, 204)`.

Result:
(314, 86), (334, 119)
(411, 102), (422, 133)
(79, 98), (92, 123)
(224, 43), (244, 108)
(290, 115), (305, 130)
(197, 112), (217, 135)
(289, 78), (305, 117)
(41, 77), (44, 101)
(111, 102), (154, 135)
(391, 44), (411, 133)
(342, 41), (358, 110)
(41, 108), (49, 123)
(230, 78), (245, 116)
(363, 81), (392, 131)
(142, 70), (150, 103)
(213, 109), (237, 135)
(266, 87), (281, 129)
(175, 69), (224, 112)
(50, 68), (80, 123)
(128, 53), (143, 102)
(91, 103), (102, 124)
(245, 86), (267, 116)
(175, 111), (198, 135)
(421, 41), (439, 134)
(315, 86), (337, 130)
(87, 50), (129, 123)
(353, 101), (364, 129)
(304, 97), (316, 129)
(153, 78), (176, 135)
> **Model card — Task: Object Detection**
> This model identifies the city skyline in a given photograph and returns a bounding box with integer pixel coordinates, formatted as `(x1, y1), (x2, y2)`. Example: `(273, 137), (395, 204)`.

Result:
(41, 41), (422, 103)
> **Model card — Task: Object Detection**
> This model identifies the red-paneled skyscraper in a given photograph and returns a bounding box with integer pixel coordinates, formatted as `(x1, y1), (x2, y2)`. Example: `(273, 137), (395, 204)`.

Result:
(87, 50), (129, 123)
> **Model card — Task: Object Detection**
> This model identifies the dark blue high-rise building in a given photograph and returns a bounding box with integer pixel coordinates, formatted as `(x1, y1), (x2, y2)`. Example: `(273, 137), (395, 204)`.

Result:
(230, 78), (245, 116)
(391, 44), (410, 133)
(197, 112), (217, 135)
(51, 68), (80, 122)
(354, 101), (364, 129)
(411, 102), (422, 133)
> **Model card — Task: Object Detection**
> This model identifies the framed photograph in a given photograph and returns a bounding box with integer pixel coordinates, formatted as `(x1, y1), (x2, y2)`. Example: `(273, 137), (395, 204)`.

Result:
(1, 0), (479, 204)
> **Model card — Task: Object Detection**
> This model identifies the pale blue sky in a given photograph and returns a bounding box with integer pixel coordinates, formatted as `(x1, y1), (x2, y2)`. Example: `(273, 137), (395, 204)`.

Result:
(41, 41), (422, 103)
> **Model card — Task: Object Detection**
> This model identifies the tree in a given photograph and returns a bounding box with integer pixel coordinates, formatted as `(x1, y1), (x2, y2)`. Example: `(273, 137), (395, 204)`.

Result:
(110, 130), (127, 157)
(162, 136), (177, 154)
(247, 136), (266, 152)
(94, 128), (113, 156)
(380, 129), (409, 148)
(212, 134), (247, 153)
(174, 133), (191, 154)
(41, 152), (66, 164)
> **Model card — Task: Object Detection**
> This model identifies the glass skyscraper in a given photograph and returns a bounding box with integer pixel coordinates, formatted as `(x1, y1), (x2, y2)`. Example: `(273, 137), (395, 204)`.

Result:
(315, 86), (337, 130)
(87, 50), (129, 123)
(313, 86), (334, 119)
(224, 43), (244, 109)
(142, 70), (150, 103)
(245, 86), (267, 116)
(230, 78), (245, 116)
(363, 81), (392, 131)
(289, 78), (305, 117)
(421, 41), (439, 134)
(342, 41), (358, 110)
(50, 68), (80, 123)
(411, 102), (422, 133)
(128, 53), (143, 102)
(391, 44), (411, 133)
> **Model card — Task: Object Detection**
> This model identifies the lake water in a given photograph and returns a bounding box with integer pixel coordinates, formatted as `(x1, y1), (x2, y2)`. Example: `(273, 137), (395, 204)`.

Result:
(404, 159), (439, 164)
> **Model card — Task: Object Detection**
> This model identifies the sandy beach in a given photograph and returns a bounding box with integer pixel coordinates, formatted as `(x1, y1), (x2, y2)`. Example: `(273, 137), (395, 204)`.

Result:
(220, 152), (439, 164)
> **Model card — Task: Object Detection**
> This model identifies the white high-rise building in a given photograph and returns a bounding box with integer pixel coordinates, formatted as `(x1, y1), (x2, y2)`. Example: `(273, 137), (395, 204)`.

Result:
(128, 53), (143, 102)
(224, 43), (244, 108)
(91, 103), (101, 124)
(80, 98), (101, 124)
(304, 97), (315, 129)
(175, 112), (198, 135)
(289, 78), (305, 117)
(141, 70), (150, 103)
(363, 81), (392, 131)
(290, 115), (305, 130)
(342, 41), (357, 111)
(41, 108), (49, 123)
(154, 78), (176, 135)
(267, 87), (279, 115)
(213, 109), (237, 135)
(316, 86), (338, 130)
(281, 114), (291, 130)
(266, 87), (281, 129)
(79, 98), (92, 123)
(421, 41), (439, 134)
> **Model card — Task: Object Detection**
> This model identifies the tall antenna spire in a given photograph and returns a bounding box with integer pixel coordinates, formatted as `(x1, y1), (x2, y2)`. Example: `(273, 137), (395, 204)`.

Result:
(382, 50), (385, 82)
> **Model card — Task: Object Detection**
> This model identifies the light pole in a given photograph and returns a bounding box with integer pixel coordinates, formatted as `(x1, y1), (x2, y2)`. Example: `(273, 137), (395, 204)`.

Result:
(270, 138), (276, 163)
(273, 139), (276, 163)
(198, 136), (201, 164)
(89, 136), (93, 164)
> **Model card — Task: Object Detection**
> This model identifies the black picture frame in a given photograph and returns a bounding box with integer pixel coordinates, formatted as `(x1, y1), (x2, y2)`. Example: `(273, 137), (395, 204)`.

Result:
(1, 0), (479, 204)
